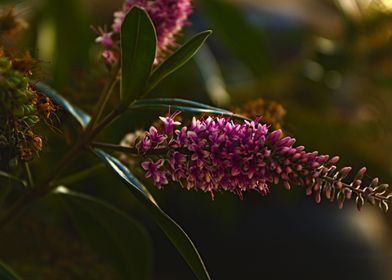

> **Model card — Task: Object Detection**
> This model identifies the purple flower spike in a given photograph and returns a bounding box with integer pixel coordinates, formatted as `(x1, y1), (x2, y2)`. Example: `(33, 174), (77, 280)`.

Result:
(135, 113), (327, 198)
(118, 112), (391, 211)
(95, 0), (193, 65)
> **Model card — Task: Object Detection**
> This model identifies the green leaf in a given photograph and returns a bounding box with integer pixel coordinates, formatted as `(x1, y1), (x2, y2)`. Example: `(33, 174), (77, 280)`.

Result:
(93, 149), (211, 280)
(133, 98), (232, 113)
(0, 171), (26, 189)
(145, 31), (212, 94)
(53, 186), (153, 280)
(193, 45), (231, 106)
(32, 82), (91, 128)
(0, 260), (22, 280)
(129, 99), (249, 121)
(120, 7), (157, 107)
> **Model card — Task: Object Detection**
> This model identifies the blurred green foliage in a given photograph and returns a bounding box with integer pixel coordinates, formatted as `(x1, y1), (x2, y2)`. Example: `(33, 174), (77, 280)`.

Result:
(2, 0), (392, 279)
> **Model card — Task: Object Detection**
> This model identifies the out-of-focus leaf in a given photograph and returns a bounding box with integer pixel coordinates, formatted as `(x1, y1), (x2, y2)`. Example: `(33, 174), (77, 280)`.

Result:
(0, 260), (22, 280)
(32, 81), (91, 128)
(93, 149), (211, 280)
(194, 45), (231, 106)
(200, 0), (270, 77)
(41, 0), (91, 88)
(120, 7), (156, 107)
(0, 171), (26, 188)
(53, 186), (153, 280)
(145, 31), (212, 94)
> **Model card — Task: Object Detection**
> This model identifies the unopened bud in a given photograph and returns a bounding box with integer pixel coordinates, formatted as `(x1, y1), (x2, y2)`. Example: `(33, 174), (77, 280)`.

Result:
(339, 167), (352, 177)
(268, 129), (282, 143)
(354, 167), (366, 181)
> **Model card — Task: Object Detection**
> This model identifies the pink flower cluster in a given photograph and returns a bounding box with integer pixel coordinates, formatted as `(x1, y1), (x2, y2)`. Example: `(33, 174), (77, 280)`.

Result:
(95, 0), (192, 66)
(136, 113), (337, 198)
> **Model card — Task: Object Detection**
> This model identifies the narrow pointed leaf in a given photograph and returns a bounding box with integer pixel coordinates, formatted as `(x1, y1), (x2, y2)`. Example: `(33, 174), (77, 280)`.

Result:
(129, 101), (249, 121)
(93, 149), (211, 280)
(0, 261), (22, 280)
(0, 171), (26, 188)
(132, 98), (232, 113)
(32, 81), (91, 127)
(120, 7), (156, 107)
(53, 186), (153, 280)
(145, 31), (212, 94)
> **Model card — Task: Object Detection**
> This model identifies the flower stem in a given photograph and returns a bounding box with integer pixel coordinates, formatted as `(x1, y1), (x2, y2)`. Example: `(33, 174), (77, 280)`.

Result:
(0, 68), (122, 230)
(322, 176), (390, 202)
(91, 141), (170, 155)
(50, 163), (105, 187)
(85, 63), (120, 134)
(23, 162), (34, 189)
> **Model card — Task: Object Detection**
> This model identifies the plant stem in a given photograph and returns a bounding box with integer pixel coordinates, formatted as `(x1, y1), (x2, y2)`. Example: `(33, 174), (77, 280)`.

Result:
(23, 162), (34, 189)
(91, 142), (139, 154)
(85, 64), (120, 134)
(51, 163), (105, 187)
(322, 176), (390, 202)
(0, 69), (122, 230)
(91, 141), (170, 155)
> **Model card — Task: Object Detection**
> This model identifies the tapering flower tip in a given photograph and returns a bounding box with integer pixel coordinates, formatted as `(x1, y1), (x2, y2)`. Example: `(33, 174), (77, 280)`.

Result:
(315, 191), (322, 204)
(317, 155), (329, 163)
(337, 195), (345, 209)
(267, 129), (282, 143)
(355, 167), (367, 181)
(327, 156), (340, 166)
(338, 166), (352, 177)
(278, 136), (295, 147)
(371, 177), (379, 187)
(345, 189), (353, 200)
(334, 181), (343, 190)
(325, 186), (332, 199)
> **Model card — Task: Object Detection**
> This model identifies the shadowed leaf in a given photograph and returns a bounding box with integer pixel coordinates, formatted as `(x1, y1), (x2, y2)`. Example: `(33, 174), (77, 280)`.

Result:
(120, 7), (156, 107)
(53, 186), (153, 280)
(0, 260), (22, 280)
(145, 31), (212, 94)
(93, 149), (211, 280)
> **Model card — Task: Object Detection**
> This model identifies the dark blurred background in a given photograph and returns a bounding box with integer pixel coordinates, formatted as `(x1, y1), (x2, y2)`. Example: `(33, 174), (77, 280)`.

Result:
(1, 0), (392, 279)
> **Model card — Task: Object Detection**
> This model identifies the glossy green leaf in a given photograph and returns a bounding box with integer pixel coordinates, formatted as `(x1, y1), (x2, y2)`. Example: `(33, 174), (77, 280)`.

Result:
(145, 31), (212, 94)
(93, 149), (211, 280)
(120, 7), (156, 107)
(32, 82), (91, 127)
(53, 186), (153, 280)
(132, 98), (232, 113)
(0, 260), (22, 280)
(129, 100), (249, 121)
